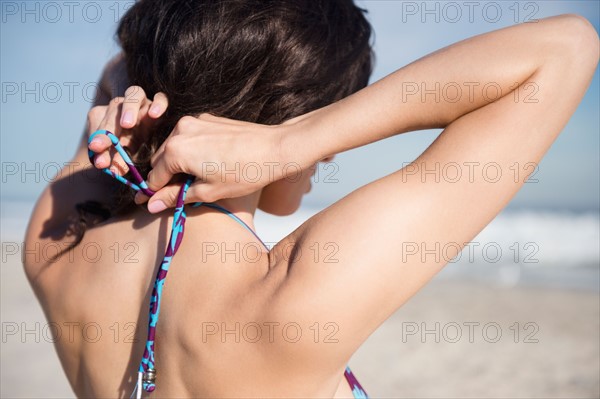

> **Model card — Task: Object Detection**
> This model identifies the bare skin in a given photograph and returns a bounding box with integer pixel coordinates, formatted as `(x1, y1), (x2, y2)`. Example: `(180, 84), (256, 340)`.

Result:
(24, 14), (599, 398)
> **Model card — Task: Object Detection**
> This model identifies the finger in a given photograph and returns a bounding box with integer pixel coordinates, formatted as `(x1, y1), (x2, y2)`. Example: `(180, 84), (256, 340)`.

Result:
(88, 133), (111, 152)
(110, 151), (129, 176)
(148, 119), (189, 169)
(98, 97), (124, 133)
(150, 136), (169, 167)
(148, 92), (169, 118)
(148, 183), (189, 213)
(146, 151), (176, 194)
(134, 191), (150, 205)
(146, 183), (181, 213)
(120, 86), (148, 129)
(88, 134), (112, 168)
(147, 181), (217, 214)
(86, 105), (108, 135)
(92, 99), (124, 168)
(150, 116), (199, 166)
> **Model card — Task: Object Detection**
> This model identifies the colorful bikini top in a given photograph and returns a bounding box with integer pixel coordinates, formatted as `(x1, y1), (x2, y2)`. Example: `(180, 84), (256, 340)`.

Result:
(87, 130), (369, 399)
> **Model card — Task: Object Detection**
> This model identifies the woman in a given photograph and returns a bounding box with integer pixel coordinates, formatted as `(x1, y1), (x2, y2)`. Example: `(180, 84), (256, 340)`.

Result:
(24, 0), (599, 396)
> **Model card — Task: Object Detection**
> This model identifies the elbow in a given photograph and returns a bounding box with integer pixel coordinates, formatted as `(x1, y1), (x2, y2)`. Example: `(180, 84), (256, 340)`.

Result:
(555, 14), (599, 68)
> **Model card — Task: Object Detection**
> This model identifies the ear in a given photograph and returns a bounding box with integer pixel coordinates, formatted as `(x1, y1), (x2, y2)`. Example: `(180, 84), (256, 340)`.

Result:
(257, 181), (300, 216)
(257, 182), (271, 212)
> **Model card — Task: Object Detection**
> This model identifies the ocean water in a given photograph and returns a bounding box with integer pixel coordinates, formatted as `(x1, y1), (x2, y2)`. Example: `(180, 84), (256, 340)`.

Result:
(2, 199), (598, 290)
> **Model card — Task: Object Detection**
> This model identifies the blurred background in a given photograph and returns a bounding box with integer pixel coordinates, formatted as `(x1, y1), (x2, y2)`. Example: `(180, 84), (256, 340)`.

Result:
(1, 0), (598, 397)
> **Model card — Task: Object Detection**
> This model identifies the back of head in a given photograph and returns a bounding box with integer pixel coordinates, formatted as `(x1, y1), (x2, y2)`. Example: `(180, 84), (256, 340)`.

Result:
(110, 0), (373, 210)
(117, 0), (373, 138)
(62, 0), (374, 263)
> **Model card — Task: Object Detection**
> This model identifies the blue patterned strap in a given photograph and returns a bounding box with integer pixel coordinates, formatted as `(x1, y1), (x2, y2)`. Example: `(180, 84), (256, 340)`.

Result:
(88, 130), (155, 197)
(87, 130), (368, 399)
(191, 202), (269, 251)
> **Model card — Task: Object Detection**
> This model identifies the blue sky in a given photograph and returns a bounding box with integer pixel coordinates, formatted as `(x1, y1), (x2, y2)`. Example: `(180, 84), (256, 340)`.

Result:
(1, 0), (599, 211)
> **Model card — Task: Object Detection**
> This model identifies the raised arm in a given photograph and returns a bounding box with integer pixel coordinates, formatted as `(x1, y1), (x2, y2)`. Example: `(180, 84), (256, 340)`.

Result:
(259, 13), (599, 368)
(133, 13), (598, 373)
(25, 54), (168, 251)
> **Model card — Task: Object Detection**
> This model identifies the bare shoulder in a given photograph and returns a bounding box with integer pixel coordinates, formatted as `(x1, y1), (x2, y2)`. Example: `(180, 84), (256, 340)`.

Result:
(263, 177), (400, 367)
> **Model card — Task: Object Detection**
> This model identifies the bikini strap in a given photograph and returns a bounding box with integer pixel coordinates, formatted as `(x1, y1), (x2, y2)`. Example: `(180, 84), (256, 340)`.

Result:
(88, 131), (366, 399)
(191, 202), (269, 251)
(88, 130), (155, 197)
(88, 130), (192, 395)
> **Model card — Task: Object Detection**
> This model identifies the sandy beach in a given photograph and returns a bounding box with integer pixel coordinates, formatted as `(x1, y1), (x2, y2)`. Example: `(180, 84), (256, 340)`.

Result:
(2, 251), (598, 398)
(352, 276), (599, 398)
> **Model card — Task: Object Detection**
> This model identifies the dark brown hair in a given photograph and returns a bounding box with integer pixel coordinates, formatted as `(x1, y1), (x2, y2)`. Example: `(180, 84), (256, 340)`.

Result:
(73, 0), (373, 248)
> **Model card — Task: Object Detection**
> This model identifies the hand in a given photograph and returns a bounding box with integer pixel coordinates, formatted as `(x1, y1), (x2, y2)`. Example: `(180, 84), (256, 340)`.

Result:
(87, 86), (168, 175)
(136, 114), (303, 213)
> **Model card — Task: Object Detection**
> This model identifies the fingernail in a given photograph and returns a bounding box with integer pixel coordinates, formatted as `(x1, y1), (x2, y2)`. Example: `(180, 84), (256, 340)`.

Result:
(90, 137), (102, 147)
(148, 200), (167, 213)
(121, 111), (134, 126)
(94, 155), (104, 167)
(149, 105), (161, 116)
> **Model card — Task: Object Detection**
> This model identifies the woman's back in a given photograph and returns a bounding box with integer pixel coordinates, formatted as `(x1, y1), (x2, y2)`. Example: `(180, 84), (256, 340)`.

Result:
(26, 200), (360, 397)
(22, 0), (377, 392)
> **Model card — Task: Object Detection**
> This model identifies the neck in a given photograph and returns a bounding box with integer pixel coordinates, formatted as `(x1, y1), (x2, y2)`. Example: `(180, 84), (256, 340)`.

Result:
(210, 190), (262, 230)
